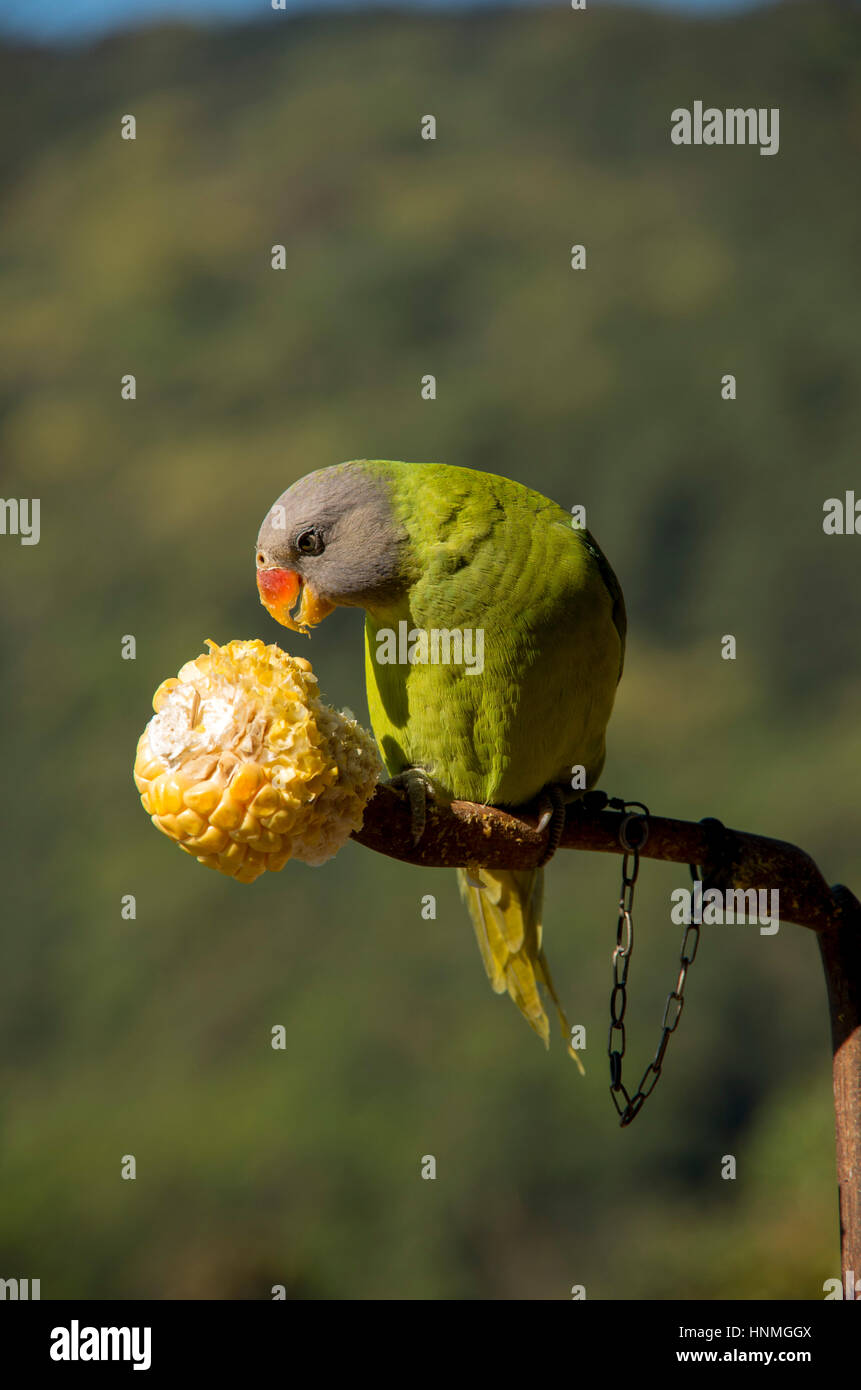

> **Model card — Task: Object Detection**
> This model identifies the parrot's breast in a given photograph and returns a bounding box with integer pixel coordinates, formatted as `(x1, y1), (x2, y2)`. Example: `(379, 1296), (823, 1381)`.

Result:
(362, 476), (624, 808)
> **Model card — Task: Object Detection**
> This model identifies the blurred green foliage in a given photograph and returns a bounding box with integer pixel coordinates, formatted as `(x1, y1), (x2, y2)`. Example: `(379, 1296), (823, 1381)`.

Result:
(0, 3), (859, 1299)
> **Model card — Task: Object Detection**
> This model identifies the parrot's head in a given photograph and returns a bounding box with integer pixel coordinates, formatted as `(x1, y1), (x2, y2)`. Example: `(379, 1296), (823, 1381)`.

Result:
(256, 462), (410, 634)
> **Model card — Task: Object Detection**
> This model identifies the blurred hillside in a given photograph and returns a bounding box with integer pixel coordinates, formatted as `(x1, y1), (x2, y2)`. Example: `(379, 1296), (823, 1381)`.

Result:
(0, 3), (859, 1299)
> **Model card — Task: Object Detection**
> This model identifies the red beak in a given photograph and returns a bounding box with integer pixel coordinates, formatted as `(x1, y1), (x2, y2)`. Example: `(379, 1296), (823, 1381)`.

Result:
(256, 565), (335, 635)
(257, 565), (301, 617)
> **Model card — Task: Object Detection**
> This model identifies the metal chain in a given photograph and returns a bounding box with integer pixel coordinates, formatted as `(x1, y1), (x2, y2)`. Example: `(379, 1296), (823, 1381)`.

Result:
(606, 798), (702, 1127)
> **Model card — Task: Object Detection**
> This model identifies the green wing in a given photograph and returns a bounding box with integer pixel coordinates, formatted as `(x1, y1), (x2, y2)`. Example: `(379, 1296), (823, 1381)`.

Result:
(363, 462), (624, 807)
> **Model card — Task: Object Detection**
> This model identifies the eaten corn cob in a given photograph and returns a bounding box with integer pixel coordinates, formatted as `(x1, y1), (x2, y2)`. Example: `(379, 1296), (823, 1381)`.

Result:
(133, 639), (381, 883)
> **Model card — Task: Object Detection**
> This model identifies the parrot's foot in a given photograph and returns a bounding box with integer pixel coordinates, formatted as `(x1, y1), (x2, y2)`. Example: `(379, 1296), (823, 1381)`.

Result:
(388, 767), (436, 846)
(535, 784), (569, 867)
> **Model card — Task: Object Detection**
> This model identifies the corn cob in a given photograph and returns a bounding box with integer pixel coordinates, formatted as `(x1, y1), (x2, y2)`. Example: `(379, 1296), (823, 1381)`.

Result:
(133, 639), (381, 883)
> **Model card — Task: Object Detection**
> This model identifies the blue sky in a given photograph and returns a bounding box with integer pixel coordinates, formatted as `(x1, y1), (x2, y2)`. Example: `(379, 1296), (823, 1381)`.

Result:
(0, 0), (769, 44)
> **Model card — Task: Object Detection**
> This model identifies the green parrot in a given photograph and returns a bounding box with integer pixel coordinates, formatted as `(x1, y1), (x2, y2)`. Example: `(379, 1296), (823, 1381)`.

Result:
(256, 460), (625, 1061)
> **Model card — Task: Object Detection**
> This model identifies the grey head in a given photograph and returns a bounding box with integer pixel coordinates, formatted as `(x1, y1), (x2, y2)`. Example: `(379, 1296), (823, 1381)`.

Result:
(256, 462), (411, 621)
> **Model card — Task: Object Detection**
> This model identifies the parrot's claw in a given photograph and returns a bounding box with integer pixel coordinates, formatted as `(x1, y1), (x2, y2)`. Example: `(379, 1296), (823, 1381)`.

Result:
(536, 784), (568, 867)
(389, 767), (436, 846)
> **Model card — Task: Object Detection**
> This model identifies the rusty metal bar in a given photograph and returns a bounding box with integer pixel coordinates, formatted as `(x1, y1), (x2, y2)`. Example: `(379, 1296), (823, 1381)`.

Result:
(819, 887), (861, 1288)
(352, 782), (861, 1281)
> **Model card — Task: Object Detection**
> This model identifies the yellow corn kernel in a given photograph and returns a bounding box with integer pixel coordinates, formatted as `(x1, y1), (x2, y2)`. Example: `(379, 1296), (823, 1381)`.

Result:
(161, 777), (185, 815)
(217, 841), (247, 872)
(250, 784), (280, 816)
(192, 825), (230, 855)
(154, 813), (181, 837)
(210, 794), (246, 831)
(231, 762), (264, 802)
(183, 780), (223, 817)
(176, 808), (206, 838)
(260, 809), (295, 835)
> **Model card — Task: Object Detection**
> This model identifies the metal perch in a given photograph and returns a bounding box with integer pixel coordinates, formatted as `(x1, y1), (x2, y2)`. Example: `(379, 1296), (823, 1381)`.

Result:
(352, 783), (861, 1289)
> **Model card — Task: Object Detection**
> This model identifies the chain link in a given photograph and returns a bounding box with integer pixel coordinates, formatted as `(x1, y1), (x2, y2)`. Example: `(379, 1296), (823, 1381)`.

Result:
(606, 799), (702, 1127)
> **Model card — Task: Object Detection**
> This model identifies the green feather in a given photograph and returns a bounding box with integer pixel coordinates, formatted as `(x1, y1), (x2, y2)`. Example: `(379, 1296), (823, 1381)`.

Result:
(361, 461), (624, 805)
(356, 461), (625, 1056)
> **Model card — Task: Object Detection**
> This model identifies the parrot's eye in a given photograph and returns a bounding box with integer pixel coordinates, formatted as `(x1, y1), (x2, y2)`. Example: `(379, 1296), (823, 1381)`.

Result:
(296, 528), (325, 557)
(256, 551), (266, 568)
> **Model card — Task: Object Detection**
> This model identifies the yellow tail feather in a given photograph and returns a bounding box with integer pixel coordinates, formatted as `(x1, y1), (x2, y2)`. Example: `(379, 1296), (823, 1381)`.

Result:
(457, 864), (584, 1073)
